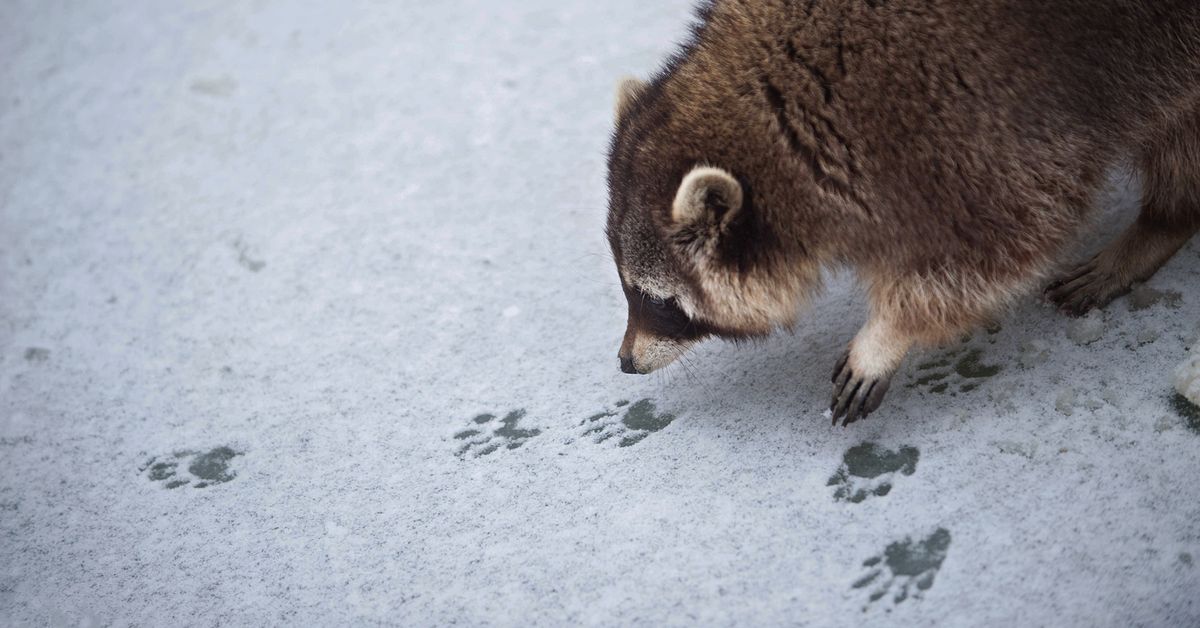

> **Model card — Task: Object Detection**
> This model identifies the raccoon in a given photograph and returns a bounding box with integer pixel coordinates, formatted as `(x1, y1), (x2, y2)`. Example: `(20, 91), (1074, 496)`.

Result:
(606, 0), (1200, 425)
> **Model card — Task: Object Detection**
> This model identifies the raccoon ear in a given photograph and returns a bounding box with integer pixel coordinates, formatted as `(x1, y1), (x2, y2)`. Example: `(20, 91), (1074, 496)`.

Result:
(671, 166), (744, 228)
(614, 76), (648, 121)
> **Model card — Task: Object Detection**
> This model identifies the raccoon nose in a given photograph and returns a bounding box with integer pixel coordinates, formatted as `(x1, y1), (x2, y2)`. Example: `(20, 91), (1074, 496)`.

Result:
(619, 355), (637, 374)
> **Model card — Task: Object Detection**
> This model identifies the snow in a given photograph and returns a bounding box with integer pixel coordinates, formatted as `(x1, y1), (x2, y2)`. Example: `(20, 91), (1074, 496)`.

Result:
(1067, 311), (1107, 346)
(1177, 351), (1200, 406)
(2, 1), (1200, 626)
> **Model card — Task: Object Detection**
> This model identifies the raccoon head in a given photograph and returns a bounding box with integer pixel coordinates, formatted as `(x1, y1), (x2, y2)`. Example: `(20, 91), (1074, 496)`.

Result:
(606, 78), (816, 375)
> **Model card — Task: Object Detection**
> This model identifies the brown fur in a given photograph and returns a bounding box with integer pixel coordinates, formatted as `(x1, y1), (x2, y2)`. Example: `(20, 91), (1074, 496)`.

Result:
(606, 0), (1200, 421)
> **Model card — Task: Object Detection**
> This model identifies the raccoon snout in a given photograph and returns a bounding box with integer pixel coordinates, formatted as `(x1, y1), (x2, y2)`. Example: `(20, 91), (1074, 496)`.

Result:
(619, 354), (639, 375)
(618, 340), (682, 374)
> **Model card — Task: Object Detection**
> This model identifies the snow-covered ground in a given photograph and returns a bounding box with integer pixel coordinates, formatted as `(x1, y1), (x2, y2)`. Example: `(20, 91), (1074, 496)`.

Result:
(2, 1), (1199, 626)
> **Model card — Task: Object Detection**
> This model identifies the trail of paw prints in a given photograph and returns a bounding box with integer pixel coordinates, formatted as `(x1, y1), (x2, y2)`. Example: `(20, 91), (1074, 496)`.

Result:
(580, 399), (675, 448)
(907, 340), (1002, 395)
(853, 528), (952, 610)
(140, 447), (241, 489)
(455, 410), (540, 458)
(828, 443), (919, 503)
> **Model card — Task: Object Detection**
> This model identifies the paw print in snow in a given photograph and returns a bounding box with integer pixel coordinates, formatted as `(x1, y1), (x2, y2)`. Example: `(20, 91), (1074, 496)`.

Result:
(455, 410), (540, 458)
(580, 399), (675, 447)
(828, 443), (919, 503)
(141, 447), (241, 489)
(853, 528), (951, 608)
(908, 345), (1002, 395)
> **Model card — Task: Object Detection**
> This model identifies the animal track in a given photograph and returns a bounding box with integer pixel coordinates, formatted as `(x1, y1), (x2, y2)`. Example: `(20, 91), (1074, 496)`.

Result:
(580, 399), (675, 447)
(828, 443), (919, 503)
(907, 343), (1002, 395)
(455, 410), (540, 458)
(141, 447), (241, 489)
(853, 528), (952, 608)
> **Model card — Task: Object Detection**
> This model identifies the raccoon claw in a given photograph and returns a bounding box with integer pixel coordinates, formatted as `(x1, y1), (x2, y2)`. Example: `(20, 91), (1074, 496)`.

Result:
(830, 354), (892, 426)
(832, 353), (849, 383)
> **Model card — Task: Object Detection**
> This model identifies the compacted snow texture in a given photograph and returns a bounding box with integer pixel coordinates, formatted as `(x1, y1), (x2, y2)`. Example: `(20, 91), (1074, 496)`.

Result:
(2, 1), (1200, 626)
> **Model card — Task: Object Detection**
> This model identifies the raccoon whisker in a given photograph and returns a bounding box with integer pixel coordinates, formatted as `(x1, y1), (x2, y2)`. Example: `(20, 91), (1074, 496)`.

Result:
(576, 276), (621, 288)
(686, 348), (720, 384)
(575, 251), (612, 262)
(672, 362), (691, 389)
(670, 346), (702, 384)
(679, 356), (702, 384)
(655, 365), (675, 388)
(675, 364), (698, 385)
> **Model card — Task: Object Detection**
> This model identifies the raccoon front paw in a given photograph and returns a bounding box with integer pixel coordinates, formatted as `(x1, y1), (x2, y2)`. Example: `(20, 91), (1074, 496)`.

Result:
(831, 352), (893, 427)
(1044, 258), (1129, 317)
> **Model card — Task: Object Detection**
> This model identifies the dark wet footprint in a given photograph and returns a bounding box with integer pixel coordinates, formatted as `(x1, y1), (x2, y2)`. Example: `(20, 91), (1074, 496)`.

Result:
(853, 528), (951, 609)
(580, 399), (675, 447)
(908, 344), (1002, 395)
(828, 443), (919, 503)
(455, 410), (541, 458)
(141, 446), (241, 489)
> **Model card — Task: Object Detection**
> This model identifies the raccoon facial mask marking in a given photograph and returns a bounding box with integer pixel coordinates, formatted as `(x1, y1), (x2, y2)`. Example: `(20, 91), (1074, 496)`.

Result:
(617, 284), (711, 375)
(611, 165), (772, 374)
(624, 285), (709, 343)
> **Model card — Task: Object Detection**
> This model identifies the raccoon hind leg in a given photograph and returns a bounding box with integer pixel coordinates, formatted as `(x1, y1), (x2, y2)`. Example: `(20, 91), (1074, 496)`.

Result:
(1046, 110), (1200, 316)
